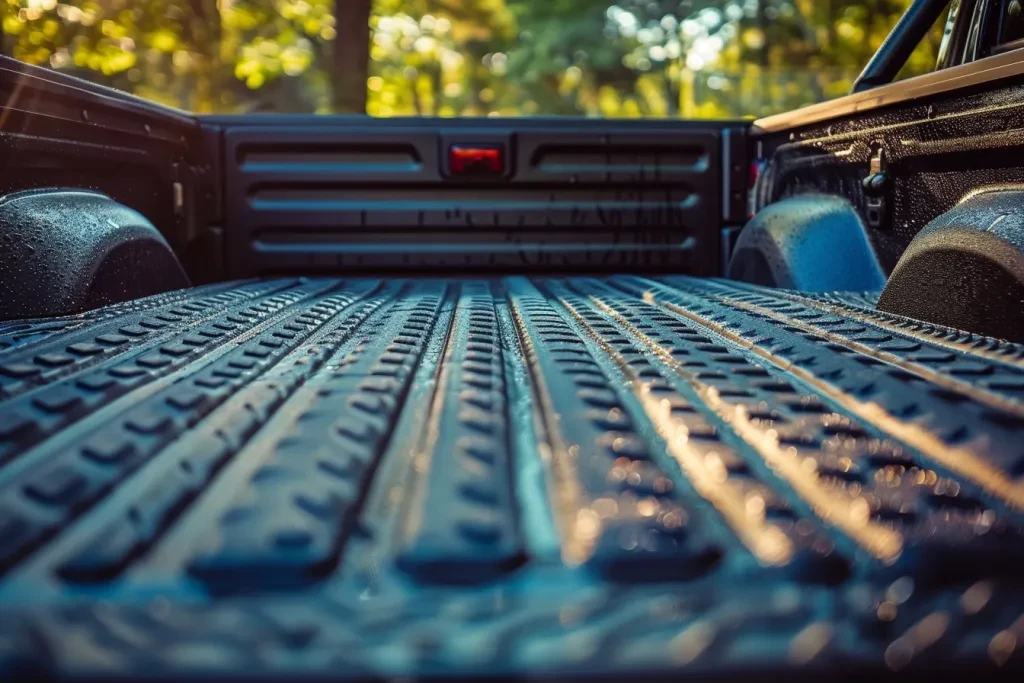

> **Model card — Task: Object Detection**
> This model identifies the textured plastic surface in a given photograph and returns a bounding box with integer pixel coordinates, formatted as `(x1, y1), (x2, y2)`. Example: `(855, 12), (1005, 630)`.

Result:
(0, 190), (190, 320)
(728, 195), (887, 291)
(0, 56), (207, 267)
(213, 118), (736, 277)
(0, 276), (1022, 680)
(878, 189), (1024, 342)
(753, 78), (1024, 273)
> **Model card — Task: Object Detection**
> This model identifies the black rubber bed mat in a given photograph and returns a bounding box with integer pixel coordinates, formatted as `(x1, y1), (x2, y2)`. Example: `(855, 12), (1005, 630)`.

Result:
(0, 276), (1022, 680)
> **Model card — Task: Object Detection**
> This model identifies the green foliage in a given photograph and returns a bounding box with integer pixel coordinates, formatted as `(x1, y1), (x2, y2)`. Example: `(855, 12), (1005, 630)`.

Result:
(0, 0), (940, 117)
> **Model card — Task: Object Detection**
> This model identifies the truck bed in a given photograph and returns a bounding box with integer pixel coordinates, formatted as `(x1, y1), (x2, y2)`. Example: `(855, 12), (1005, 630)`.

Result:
(1, 276), (1023, 680)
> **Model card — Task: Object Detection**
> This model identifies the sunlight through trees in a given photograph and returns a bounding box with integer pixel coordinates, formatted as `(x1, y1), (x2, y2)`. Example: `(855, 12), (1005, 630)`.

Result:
(0, 0), (944, 117)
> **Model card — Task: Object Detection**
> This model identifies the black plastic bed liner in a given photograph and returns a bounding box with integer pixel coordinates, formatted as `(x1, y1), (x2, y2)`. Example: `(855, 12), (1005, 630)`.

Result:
(0, 275), (1022, 680)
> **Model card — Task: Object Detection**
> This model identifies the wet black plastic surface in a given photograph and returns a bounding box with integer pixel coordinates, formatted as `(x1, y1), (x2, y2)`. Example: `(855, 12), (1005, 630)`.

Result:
(754, 79), (1024, 273)
(0, 190), (190, 320)
(878, 188), (1024, 343)
(0, 56), (206, 263)
(0, 276), (1022, 680)
(728, 194), (886, 291)
(213, 118), (743, 278)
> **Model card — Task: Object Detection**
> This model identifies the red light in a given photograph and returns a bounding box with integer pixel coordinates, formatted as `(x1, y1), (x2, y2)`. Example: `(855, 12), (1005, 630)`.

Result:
(449, 145), (505, 175)
(749, 160), (763, 188)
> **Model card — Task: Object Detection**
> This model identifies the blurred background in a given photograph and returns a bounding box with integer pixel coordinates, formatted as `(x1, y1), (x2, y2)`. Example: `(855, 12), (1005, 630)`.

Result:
(0, 0), (943, 118)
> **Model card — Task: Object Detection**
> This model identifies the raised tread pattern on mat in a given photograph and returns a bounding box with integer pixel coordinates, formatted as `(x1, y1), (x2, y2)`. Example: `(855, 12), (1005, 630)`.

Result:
(0, 276), (1023, 681)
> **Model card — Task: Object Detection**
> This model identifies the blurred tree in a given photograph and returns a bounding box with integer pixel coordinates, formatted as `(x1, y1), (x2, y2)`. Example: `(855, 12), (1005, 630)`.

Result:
(223, 0), (334, 113)
(366, 0), (517, 116)
(0, 0), (944, 117)
(334, 0), (371, 113)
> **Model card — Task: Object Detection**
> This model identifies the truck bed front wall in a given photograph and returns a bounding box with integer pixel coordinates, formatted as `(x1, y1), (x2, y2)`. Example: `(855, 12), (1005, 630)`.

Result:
(204, 116), (747, 278)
